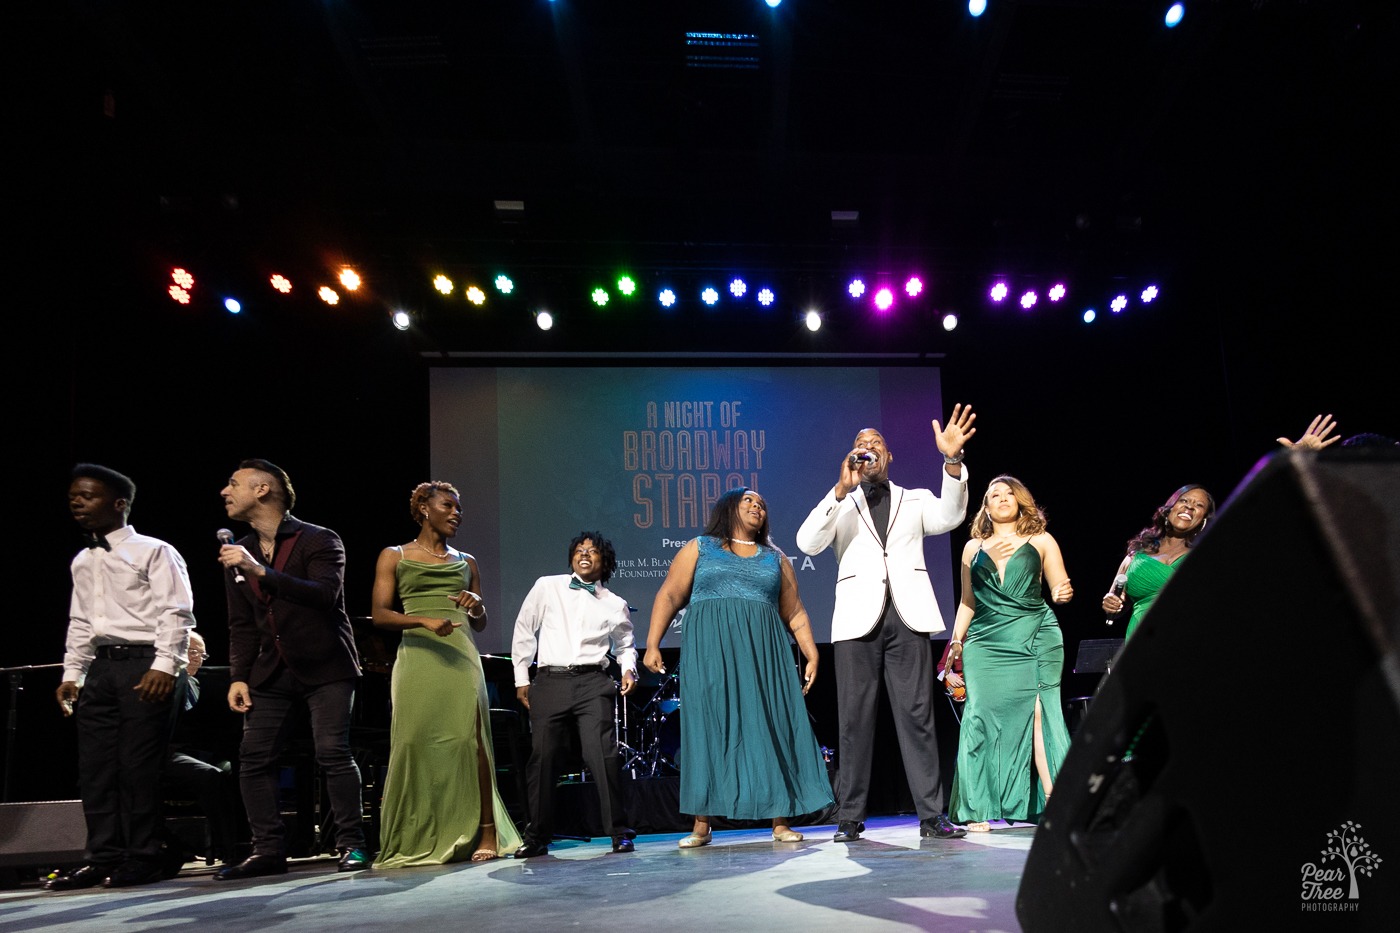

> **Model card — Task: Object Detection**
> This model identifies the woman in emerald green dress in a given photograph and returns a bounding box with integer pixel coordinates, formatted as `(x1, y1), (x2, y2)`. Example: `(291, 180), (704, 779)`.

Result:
(1101, 484), (1215, 638)
(947, 476), (1073, 831)
(370, 481), (521, 867)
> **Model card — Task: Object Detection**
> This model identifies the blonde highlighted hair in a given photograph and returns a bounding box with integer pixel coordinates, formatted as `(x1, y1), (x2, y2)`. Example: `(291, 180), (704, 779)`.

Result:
(969, 474), (1048, 539)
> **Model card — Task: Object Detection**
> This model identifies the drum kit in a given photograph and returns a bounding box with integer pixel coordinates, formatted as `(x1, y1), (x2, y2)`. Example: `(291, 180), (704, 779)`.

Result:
(615, 669), (681, 776)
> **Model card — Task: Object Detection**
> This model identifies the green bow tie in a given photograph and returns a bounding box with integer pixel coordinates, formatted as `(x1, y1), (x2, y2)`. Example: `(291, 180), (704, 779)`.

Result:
(569, 577), (597, 595)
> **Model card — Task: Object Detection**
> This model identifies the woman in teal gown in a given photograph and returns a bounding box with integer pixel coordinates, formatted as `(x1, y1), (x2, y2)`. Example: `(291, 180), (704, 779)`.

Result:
(644, 488), (833, 847)
(947, 476), (1073, 831)
(1101, 485), (1215, 638)
(370, 482), (521, 867)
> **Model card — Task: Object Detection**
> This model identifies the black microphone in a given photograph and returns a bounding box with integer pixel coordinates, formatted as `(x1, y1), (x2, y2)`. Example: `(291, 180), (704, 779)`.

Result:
(848, 451), (876, 468)
(217, 528), (245, 583)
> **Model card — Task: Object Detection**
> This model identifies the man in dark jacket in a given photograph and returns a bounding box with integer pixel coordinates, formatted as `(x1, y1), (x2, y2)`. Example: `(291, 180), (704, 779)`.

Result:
(214, 459), (368, 879)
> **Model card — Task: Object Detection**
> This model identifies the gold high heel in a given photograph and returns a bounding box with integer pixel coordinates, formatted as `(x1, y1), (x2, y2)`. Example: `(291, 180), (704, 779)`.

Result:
(471, 822), (499, 862)
(771, 828), (803, 843)
(678, 821), (712, 848)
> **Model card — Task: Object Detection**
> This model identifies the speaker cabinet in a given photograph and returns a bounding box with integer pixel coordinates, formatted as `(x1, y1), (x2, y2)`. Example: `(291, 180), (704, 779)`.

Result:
(1018, 449), (1400, 931)
(0, 800), (86, 867)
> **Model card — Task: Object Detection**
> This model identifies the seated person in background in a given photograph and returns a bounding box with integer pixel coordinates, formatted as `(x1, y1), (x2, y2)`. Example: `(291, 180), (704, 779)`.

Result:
(160, 631), (240, 873)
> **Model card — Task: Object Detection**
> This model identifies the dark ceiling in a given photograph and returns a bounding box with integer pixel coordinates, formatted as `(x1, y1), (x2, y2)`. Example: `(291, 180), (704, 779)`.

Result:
(19, 0), (1395, 354)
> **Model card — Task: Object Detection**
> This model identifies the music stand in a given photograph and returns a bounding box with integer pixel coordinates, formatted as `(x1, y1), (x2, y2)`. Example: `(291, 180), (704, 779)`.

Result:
(1067, 638), (1124, 721)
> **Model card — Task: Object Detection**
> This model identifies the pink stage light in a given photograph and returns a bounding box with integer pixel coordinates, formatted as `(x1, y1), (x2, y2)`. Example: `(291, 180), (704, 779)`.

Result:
(874, 288), (894, 312)
(905, 277), (924, 297)
(1048, 283), (1066, 302)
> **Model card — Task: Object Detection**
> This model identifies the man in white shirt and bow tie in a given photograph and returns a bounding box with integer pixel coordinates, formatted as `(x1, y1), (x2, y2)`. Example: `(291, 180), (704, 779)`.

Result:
(51, 464), (194, 890)
(511, 532), (638, 857)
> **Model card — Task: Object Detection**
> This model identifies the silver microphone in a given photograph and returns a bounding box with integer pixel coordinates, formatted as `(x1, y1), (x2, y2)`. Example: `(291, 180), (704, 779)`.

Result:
(217, 528), (245, 583)
(1106, 573), (1127, 625)
(848, 451), (876, 468)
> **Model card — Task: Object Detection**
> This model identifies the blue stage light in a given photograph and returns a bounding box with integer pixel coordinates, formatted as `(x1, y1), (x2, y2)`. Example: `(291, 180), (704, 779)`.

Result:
(1165, 4), (1185, 28)
(969, 0), (987, 18)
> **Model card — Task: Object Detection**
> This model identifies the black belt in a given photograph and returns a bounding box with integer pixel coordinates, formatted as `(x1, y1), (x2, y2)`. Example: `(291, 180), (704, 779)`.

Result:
(95, 644), (157, 660)
(540, 663), (606, 676)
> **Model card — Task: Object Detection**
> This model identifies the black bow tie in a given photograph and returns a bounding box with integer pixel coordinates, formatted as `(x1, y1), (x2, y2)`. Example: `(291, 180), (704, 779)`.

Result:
(86, 533), (111, 551)
(569, 577), (597, 595)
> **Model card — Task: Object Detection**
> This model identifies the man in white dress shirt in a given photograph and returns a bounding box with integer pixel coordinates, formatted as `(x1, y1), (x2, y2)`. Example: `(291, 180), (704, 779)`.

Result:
(796, 406), (976, 842)
(511, 532), (638, 857)
(51, 464), (194, 890)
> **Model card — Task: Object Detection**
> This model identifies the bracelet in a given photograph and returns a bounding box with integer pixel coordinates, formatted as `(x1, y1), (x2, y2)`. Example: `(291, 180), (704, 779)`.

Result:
(467, 604), (486, 619)
(949, 639), (963, 647)
(943, 451), (965, 465)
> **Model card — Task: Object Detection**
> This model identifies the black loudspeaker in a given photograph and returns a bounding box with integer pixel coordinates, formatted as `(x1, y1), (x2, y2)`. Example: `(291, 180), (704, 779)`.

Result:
(0, 800), (86, 867)
(1018, 449), (1400, 932)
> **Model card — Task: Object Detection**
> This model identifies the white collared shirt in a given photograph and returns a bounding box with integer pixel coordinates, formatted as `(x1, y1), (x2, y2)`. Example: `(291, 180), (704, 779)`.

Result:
(63, 525), (195, 684)
(512, 574), (636, 686)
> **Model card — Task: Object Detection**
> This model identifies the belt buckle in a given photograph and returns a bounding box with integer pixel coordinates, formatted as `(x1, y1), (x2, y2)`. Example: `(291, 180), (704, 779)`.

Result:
(108, 645), (130, 660)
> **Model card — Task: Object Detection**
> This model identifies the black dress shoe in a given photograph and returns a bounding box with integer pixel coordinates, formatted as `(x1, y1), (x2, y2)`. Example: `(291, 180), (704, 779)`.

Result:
(337, 847), (371, 872)
(920, 814), (968, 839)
(832, 820), (865, 843)
(45, 864), (112, 891)
(213, 854), (287, 881)
(105, 860), (166, 888)
(512, 839), (549, 859)
(611, 836), (635, 853)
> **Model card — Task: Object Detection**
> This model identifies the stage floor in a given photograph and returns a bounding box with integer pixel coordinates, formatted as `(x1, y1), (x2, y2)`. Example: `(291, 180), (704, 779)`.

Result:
(0, 817), (1033, 933)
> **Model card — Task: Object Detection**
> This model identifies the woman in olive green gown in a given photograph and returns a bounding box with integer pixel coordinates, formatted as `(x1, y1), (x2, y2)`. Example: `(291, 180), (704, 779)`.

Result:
(370, 482), (522, 867)
(947, 476), (1073, 831)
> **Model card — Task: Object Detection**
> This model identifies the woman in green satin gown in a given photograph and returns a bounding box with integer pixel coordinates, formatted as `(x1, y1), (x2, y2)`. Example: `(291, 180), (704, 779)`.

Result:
(1100, 485), (1215, 638)
(370, 482), (522, 867)
(947, 476), (1073, 831)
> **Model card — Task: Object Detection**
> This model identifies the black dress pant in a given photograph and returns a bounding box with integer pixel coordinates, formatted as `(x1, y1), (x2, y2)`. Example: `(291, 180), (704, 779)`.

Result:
(76, 656), (184, 866)
(236, 668), (364, 856)
(523, 669), (628, 842)
(833, 604), (945, 823)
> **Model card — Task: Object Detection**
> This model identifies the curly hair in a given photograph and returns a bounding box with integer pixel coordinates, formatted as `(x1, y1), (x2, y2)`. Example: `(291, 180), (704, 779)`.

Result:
(1126, 484), (1216, 555)
(968, 474), (1047, 539)
(703, 487), (773, 546)
(409, 481), (460, 524)
(567, 531), (618, 585)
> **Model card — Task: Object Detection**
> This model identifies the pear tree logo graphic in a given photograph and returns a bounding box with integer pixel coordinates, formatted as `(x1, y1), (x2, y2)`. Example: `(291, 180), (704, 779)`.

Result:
(1300, 821), (1383, 910)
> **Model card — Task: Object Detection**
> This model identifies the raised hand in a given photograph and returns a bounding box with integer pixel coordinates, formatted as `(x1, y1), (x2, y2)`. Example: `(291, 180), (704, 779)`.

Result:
(1278, 413), (1340, 450)
(932, 403), (977, 458)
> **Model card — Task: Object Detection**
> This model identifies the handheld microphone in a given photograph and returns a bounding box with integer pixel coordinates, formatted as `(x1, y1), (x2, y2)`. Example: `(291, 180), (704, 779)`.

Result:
(848, 451), (876, 467)
(217, 528), (245, 583)
(1106, 573), (1127, 625)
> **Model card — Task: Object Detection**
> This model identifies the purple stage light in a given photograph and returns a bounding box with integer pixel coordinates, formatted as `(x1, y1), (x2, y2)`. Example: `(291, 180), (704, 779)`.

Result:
(905, 276), (924, 297)
(1141, 285), (1159, 303)
(1020, 290), (1038, 309)
(1048, 283), (1066, 302)
(1111, 294), (1128, 313)
(990, 282), (1008, 303)
(874, 288), (895, 312)
(848, 278), (866, 299)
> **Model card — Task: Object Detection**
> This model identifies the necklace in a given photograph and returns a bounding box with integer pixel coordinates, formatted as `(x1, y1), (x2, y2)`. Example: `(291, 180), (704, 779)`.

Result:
(258, 539), (276, 560)
(730, 538), (757, 545)
(409, 541), (450, 560)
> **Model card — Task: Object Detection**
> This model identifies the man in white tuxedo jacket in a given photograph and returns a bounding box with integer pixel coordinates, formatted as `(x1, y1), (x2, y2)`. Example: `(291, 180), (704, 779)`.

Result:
(796, 405), (976, 841)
